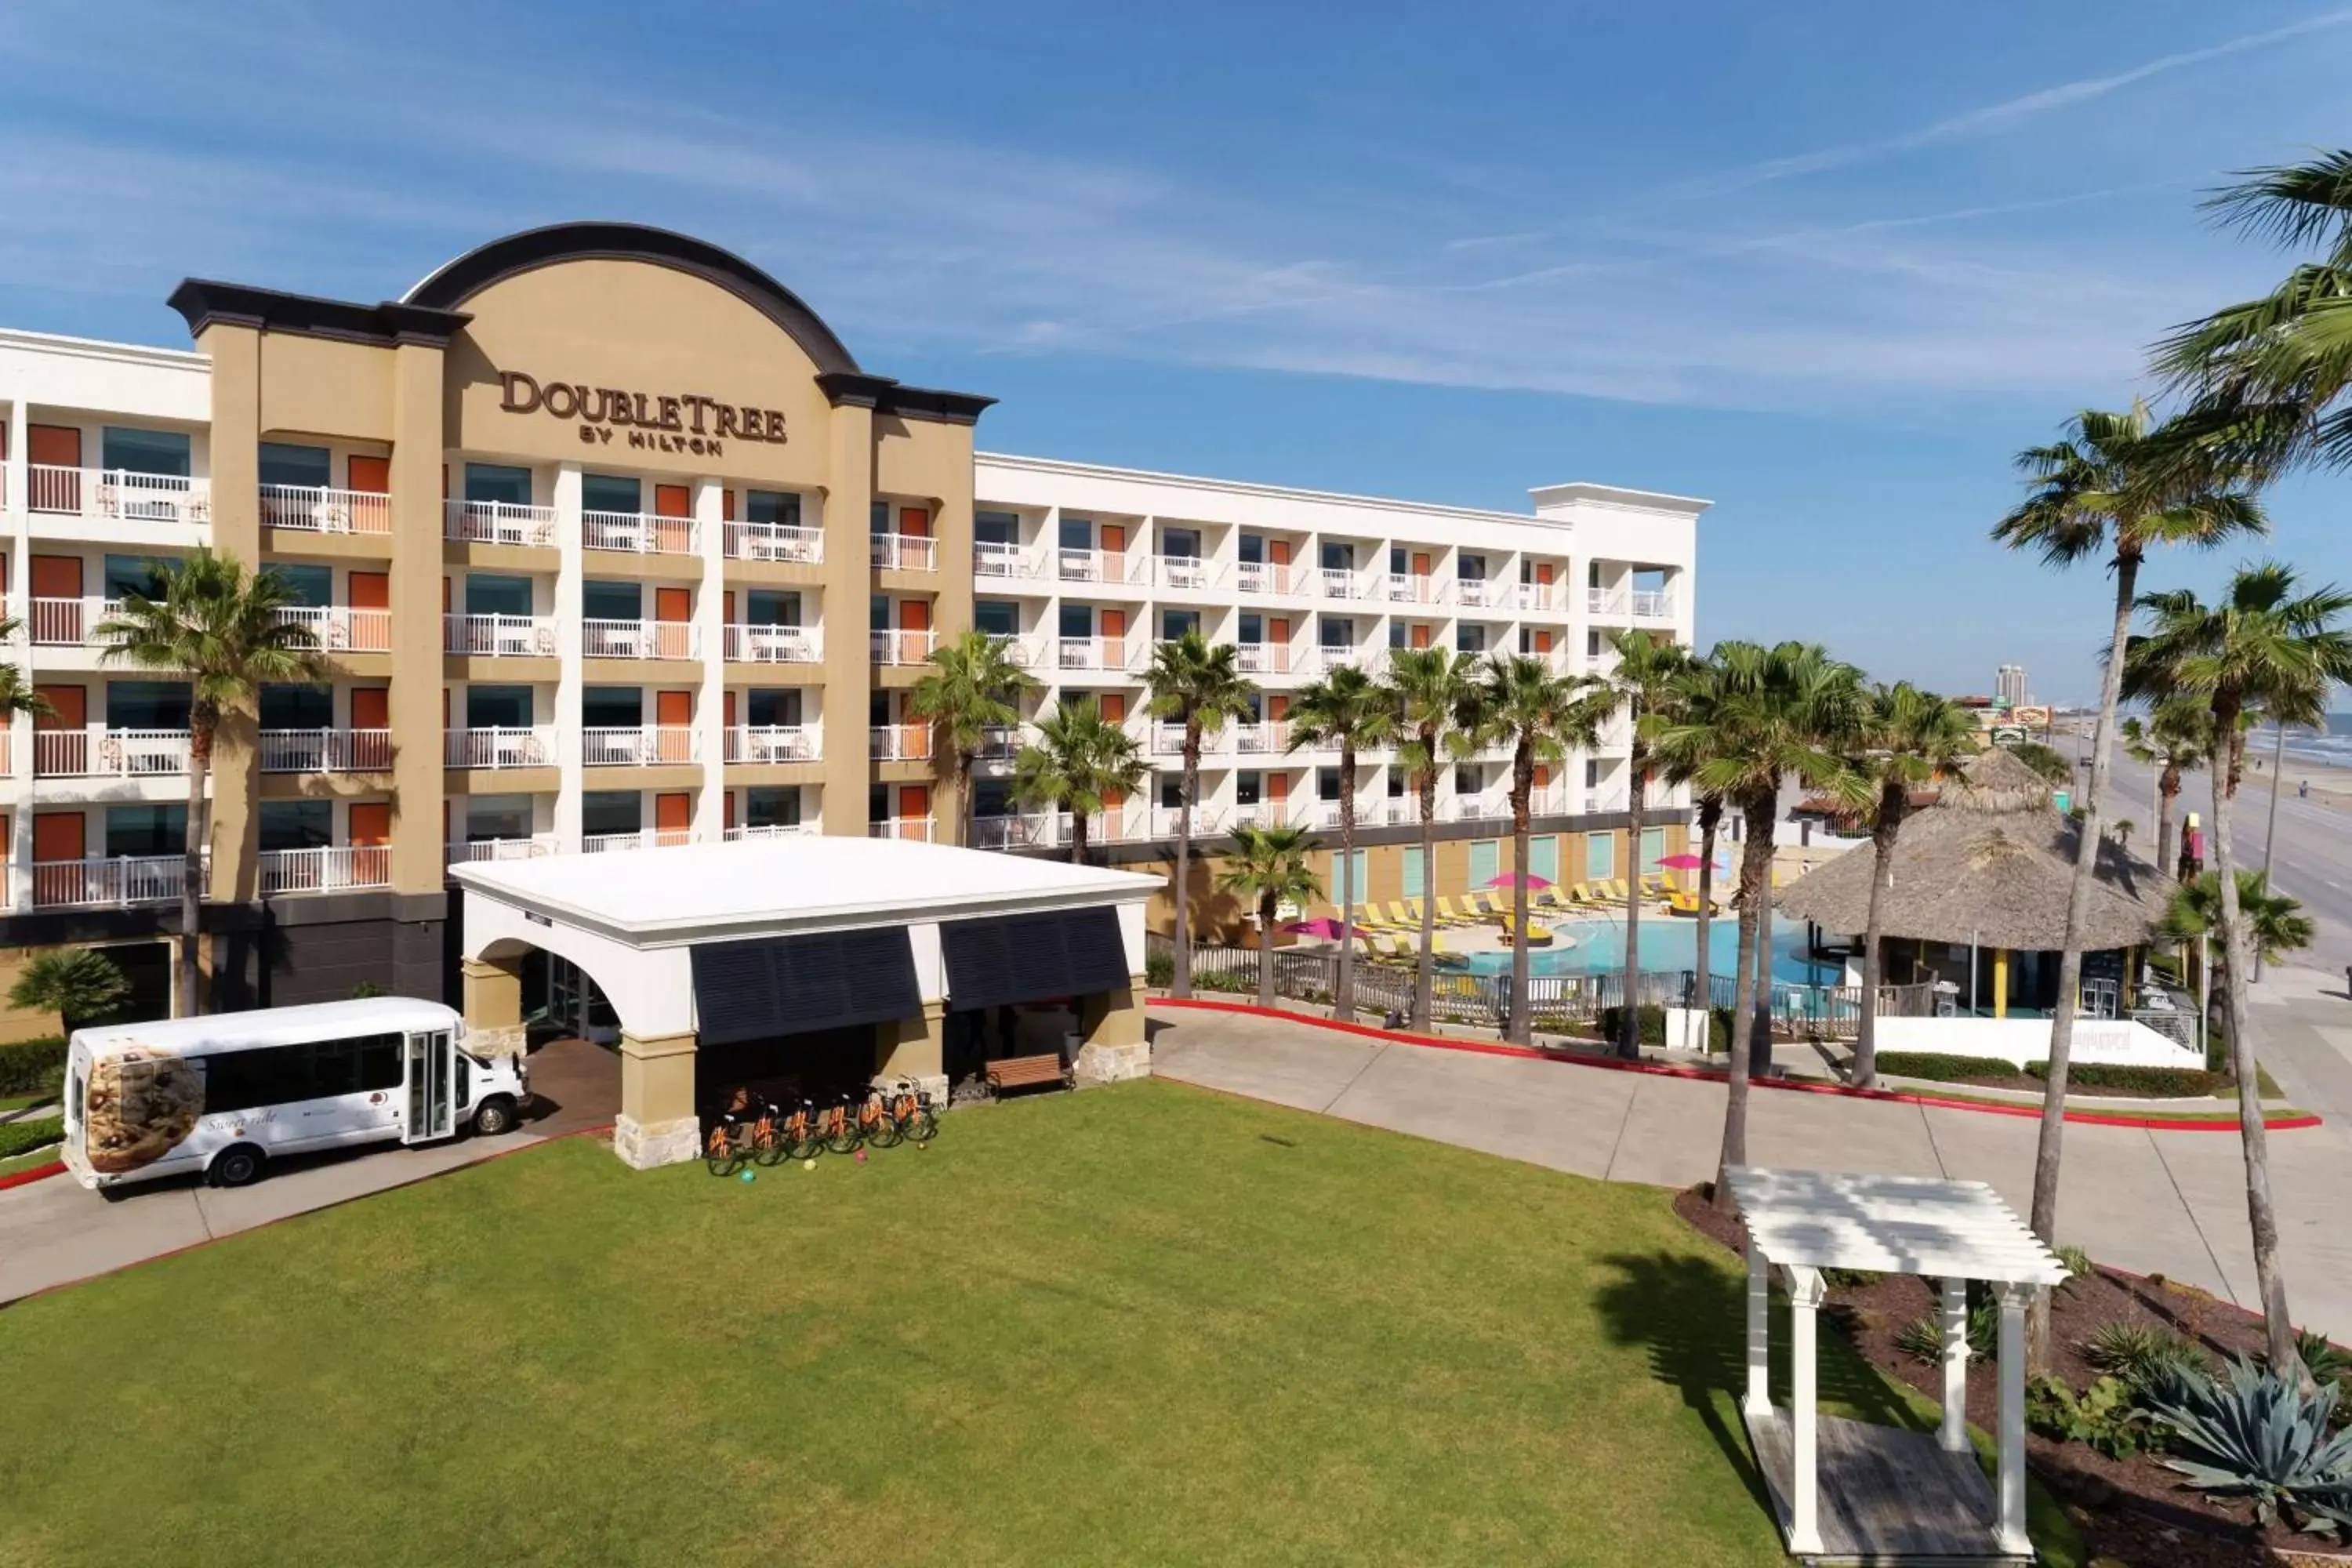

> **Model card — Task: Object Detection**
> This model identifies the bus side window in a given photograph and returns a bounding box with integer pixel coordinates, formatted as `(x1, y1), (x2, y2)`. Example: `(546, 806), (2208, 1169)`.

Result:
(455, 1052), (470, 1108)
(356, 1034), (401, 1093)
(202, 1044), (317, 1115)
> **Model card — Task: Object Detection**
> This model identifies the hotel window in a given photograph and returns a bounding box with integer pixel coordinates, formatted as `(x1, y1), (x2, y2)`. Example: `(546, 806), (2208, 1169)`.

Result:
(107, 804), (187, 857)
(1386, 769), (1406, 798)
(260, 684), (333, 730)
(975, 509), (1019, 546)
(1585, 833), (1615, 880)
(583, 581), (643, 621)
(581, 474), (641, 514)
(869, 594), (888, 631)
(102, 554), (176, 601)
(974, 599), (1019, 637)
(1388, 622), (1406, 648)
(1456, 623), (1486, 655)
(466, 795), (534, 842)
(1319, 615), (1352, 648)
(581, 792), (641, 837)
(1236, 771), (1261, 807)
(466, 686), (534, 728)
(870, 502), (890, 533)
(264, 563), (331, 608)
(867, 783), (890, 822)
(466, 574), (532, 616)
(744, 490), (800, 527)
(973, 779), (1014, 818)
(1160, 526), (1200, 560)
(1058, 604), (1094, 638)
(1458, 553), (1486, 582)
(581, 687), (643, 727)
(1238, 533), (1264, 565)
(1317, 768), (1340, 801)
(746, 689), (801, 727)
(258, 442), (330, 489)
(1058, 516), (1093, 551)
(107, 681), (191, 731)
(1389, 546), (1407, 576)
(746, 589), (799, 627)
(1455, 764), (1483, 797)
(1161, 609), (1200, 640)
(1238, 612), (1261, 644)
(1584, 758), (1602, 789)
(259, 800), (332, 852)
(1587, 629), (1604, 659)
(101, 427), (190, 477)
(463, 463), (532, 505)
(746, 786), (800, 828)
(1159, 775), (1185, 811)
(1320, 540), (1353, 572)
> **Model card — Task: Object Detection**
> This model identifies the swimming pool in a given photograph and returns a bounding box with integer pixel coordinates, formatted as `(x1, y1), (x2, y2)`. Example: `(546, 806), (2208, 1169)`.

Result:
(1455, 913), (1843, 988)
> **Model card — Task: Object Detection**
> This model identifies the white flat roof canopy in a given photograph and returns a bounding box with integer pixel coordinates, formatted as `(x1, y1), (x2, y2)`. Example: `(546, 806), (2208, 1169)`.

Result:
(1726, 1167), (2069, 1287)
(452, 837), (1160, 949)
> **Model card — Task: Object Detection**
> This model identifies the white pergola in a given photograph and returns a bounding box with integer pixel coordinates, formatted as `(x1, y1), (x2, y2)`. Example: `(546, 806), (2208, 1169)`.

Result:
(1726, 1167), (2070, 1564)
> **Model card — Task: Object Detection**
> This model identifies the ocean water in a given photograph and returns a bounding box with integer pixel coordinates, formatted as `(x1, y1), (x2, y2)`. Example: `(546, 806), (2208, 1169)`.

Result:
(1457, 913), (1842, 986)
(2270, 713), (2352, 771)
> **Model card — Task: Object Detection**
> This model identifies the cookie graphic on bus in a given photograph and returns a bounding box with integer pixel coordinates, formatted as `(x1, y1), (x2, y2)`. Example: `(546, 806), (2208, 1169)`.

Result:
(83, 1047), (202, 1173)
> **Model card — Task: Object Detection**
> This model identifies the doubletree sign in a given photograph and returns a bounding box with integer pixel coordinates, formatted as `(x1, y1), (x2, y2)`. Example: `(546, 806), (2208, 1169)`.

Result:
(497, 371), (787, 456)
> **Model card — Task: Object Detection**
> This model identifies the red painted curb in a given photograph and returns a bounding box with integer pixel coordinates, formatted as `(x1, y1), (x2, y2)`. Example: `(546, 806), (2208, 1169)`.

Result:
(1152, 997), (2325, 1134)
(0, 1158), (64, 1191)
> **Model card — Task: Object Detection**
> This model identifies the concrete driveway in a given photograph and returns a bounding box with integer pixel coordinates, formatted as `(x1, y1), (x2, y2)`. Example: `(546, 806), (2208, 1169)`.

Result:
(1151, 999), (2352, 1336)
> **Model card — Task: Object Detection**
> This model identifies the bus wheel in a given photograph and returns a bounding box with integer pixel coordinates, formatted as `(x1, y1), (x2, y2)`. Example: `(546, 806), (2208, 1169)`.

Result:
(210, 1145), (266, 1188)
(472, 1096), (518, 1138)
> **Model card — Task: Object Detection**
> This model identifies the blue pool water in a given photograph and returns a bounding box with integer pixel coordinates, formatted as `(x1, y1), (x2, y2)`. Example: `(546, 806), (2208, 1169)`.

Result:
(1456, 913), (1842, 988)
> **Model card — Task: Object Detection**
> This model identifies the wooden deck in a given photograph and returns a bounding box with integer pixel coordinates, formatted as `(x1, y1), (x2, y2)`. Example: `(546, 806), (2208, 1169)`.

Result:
(1745, 1407), (2028, 1566)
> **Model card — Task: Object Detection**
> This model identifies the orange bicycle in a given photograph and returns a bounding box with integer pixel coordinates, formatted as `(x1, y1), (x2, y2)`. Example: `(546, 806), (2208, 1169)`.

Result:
(857, 1088), (903, 1149)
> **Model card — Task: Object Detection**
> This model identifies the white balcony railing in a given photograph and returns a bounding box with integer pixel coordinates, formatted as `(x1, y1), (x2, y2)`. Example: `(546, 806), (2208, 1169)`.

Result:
(271, 604), (393, 653)
(724, 520), (822, 564)
(447, 835), (557, 866)
(1234, 642), (1290, 675)
(868, 817), (934, 842)
(870, 724), (933, 762)
(582, 727), (699, 766)
(971, 813), (1051, 851)
(977, 724), (1022, 760)
(972, 542), (1033, 579)
(1313, 644), (1376, 673)
(723, 623), (819, 664)
(1149, 805), (1225, 839)
(445, 499), (558, 547)
(260, 484), (391, 535)
(28, 597), (120, 647)
(445, 613), (558, 657)
(27, 466), (209, 525)
(444, 727), (556, 769)
(1385, 573), (1444, 605)
(258, 844), (393, 896)
(1146, 721), (1194, 757)
(1631, 588), (1673, 619)
(32, 853), (203, 909)
(583, 829), (697, 854)
(1319, 566), (1358, 599)
(34, 727), (191, 778)
(259, 729), (394, 773)
(581, 619), (697, 660)
(1236, 560), (1308, 597)
(1056, 635), (1135, 673)
(871, 533), (937, 572)
(1588, 586), (1627, 615)
(583, 510), (697, 556)
(1156, 555), (1220, 592)
(1455, 579), (1501, 608)
(872, 629), (936, 666)
(724, 725), (819, 764)
(1232, 720), (1288, 755)
(1514, 581), (1564, 612)
(1056, 547), (1146, 586)
(724, 822), (820, 842)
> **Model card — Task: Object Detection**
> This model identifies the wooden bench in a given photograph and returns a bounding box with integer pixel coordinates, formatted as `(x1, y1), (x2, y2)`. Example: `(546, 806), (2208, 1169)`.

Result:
(985, 1053), (1073, 1097)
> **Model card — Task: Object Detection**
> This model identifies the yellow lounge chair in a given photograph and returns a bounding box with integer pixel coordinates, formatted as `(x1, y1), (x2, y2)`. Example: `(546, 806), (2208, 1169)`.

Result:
(1665, 889), (1704, 916)
(1639, 873), (1672, 899)
(1565, 881), (1595, 906)
(1602, 878), (1632, 904)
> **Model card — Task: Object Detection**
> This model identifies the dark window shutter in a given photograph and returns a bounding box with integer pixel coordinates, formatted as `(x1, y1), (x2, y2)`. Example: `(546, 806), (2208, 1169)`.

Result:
(690, 929), (919, 1045)
(940, 908), (1129, 1011)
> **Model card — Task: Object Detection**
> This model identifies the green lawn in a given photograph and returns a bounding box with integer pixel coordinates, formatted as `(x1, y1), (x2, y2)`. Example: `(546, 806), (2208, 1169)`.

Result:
(0, 1080), (2076, 1568)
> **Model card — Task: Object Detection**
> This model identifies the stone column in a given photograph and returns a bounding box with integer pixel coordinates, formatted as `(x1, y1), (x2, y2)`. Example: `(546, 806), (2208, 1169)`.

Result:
(460, 954), (524, 1058)
(874, 998), (949, 1105)
(1939, 1276), (1970, 1454)
(615, 1029), (699, 1168)
(1073, 974), (1151, 1086)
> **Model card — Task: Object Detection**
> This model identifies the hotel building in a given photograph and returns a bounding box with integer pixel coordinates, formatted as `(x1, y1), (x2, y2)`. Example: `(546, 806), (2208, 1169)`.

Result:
(0, 223), (1703, 1023)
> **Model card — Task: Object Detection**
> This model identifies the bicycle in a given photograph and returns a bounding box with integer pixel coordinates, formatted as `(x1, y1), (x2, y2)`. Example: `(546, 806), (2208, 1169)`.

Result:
(885, 1080), (939, 1143)
(764, 1098), (822, 1163)
(857, 1087), (903, 1149)
(816, 1094), (862, 1155)
(706, 1089), (782, 1174)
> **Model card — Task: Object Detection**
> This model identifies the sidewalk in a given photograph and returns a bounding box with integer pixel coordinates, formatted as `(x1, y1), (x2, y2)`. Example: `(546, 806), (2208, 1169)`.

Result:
(1150, 999), (2352, 1335)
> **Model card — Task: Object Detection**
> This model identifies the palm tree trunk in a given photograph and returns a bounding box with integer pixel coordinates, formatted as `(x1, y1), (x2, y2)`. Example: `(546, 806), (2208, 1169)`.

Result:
(1334, 747), (1356, 1022)
(180, 721), (211, 1017)
(2157, 769), (2180, 883)
(1693, 798), (1720, 1023)
(1618, 750), (1645, 1058)
(957, 750), (975, 848)
(1258, 893), (1277, 1010)
(1854, 790), (1901, 1090)
(2026, 550), (2138, 1370)
(1171, 728), (1197, 999)
(1507, 742), (1533, 1044)
(1714, 793), (1775, 1211)
(1069, 806), (1089, 866)
(2206, 703), (2304, 1380)
(1414, 771), (1437, 1029)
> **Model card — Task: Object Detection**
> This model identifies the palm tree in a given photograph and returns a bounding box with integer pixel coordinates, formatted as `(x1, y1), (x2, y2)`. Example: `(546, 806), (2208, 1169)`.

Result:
(1287, 665), (1394, 1021)
(8, 946), (131, 1034)
(2121, 561), (2352, 1380)
(907, 630), (1040, 848)
(1144, 633), (1257, 998)
(1655, 654), (1733, 1025)
(1846, 684), (1976, 1090)
(2165, 868), (2314, 977)
(96, 551), (326, 1016)
(1653, 641), (1863, 1211)
(2121, 698), (2210, 880)
(1217, 824), (1325, 1009)
(1011, 699), (1146, 864)
(2156, 151), (2352, 477)
(1462, 655), (1587, 1045)
(1383, 647), (1483, 1028)
(1991, 402), (2265, 1357)
(1585, 630), (1693, 1058)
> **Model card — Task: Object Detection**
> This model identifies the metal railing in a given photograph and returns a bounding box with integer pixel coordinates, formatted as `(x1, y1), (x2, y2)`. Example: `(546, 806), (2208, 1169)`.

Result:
(1588, 586), (1625, 615)
(1235, 642), (1290, 674)
(1455, 578), (1503, 608)
(445, 726), (556, 769)
(1056, 546), (1146, 585)
(724, 519), (822, 563)
(973, 542), (1032, 579)
(868, 817), (933, 842)
(259, 728), (393, 773)
(258, 844), (392, 895)
(33, 852), (204, 909)
(871, 628), (936, 666)
(870, 724), (932, 761)
(580, 619), (697, 659)
(1319, 566), (1359, 599)
(971, 813), (1051, 851)
(724, 623), (819, 663)
(581, 510), (696, 556)
(1236, 560), (1308, 597)
(1631, 588), (1672, 619)
(1232, 720), (1287, 754)
(28, 596), (120, 647)
(870, 533), (937, 572)
(34, 727), (191, 777)
(1156, 555), (1219, 591)
(271, 604), (392, 652)
(581, 726), (698, 766)
(724, 724), (818, 764)
(583, 829), (696, 854)
(1385, 572), (1444, 604)
(28, 465), (209, 524)
(1056, 635), (1134, 672)
(724, 822), (819, 841)
(260, 484), (390, 535)
(447, 835), (557, 866)
(445, 498), (557, 547)
(445, 612), (557, 657)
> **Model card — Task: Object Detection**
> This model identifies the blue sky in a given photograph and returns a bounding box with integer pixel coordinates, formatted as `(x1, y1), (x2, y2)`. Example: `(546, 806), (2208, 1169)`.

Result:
(3, 1), (2349, 701)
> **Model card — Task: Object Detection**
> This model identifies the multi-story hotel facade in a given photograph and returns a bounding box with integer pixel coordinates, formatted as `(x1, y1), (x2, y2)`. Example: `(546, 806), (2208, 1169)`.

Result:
(0, 223), (1704, 1024)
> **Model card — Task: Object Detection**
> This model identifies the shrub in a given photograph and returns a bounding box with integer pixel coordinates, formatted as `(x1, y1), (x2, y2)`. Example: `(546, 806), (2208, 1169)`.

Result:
(0, 1037), (67, 1098)
(2028, 1374), (2161, 1459)
(8, 947), (129, 1033)
(1196, 969), (1253, 996)
(1871, 1051), (2010, 1083)
(1894, 1288), (1998, 1363)
(2289, 1330), (2352, 1390)
(0, 1116), (63, 1162)
(2026, 1061), (2223, 1097)
(1821, 1267), (1880, 1289)
(2056, 1243), (2097, 1292)
(1145, 950), (1173, 987)
(2082, 1320), (2208, 1396)
(1598, 1003), (1730, 1051)
(2141, 1355), (2352, 1536)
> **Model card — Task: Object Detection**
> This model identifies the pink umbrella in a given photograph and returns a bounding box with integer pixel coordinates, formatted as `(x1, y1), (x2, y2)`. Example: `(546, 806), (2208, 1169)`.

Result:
(1484, 872), (1552, 890)
(1282, 917), (1374, 940)
(1655, 852), (1708, 869)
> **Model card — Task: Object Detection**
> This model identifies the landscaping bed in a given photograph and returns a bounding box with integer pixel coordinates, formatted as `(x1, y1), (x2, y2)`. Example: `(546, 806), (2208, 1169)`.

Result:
(1675, 1185), (2350, 1565)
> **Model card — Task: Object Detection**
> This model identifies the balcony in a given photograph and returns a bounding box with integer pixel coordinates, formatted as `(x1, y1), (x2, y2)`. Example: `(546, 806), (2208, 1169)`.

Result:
(724, 725), (819, 764)
(1236, 560), (1308, 597)
(868, 817), (933, 842)
(1145, 721), (1196, 757)
(581, 619), (697, 660)
(259, 728), (393, 773)
(724, 623), (820, 664)
(1631, 588), (1673, 619)
(1455, 579), (1503, 609)
(871, 629), (935, 666)
(1156, 555), (1221, 592)
(724, 822), (819, 841)
(272, 604), (392, 654)
(1514, 581), (1563, 612)
(27, 466), (209, 526)
(1056, 547), (1146, 586)
(870, 533), (936, 572)
(1232, 720), (1288, 755)
(583, 510), (696, 557)
(1149, 804), (1224, 838)
(583, 829), (696, 854)
(445, 727), (556, 769)
(870, 724), (933, 762)
(971, 813), (1051, 851)
(259, 484), (390, 536)
(32, 853), (204, 910)
(1312, 644), (1377, 673)
(445, 499), (557, 547)
(582, 727), (699, 766)
(448, 835), (557, 866)
(258, 844), (392, 896)
(724, 520), (822, 564)
(972, 542), (1033, 579)
(977, 724), (1022, 760)
(1318, 566), (1359, 600)
(1235, 642), (1290, 675)
(445, 613), (558, 657)
(34, 727), (190, 778)
(1385, 573), (1445, 605)
(1056, 635), (1135, 673)
(29, 597), (120, 648)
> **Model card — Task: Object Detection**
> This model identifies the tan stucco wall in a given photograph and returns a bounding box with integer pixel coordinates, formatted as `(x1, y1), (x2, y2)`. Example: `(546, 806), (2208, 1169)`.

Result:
(388, 341), (448, 896)
(257, 333), (395, 441)
(620, 1029), (698, 1126)
(874, 1000), (946, 1081)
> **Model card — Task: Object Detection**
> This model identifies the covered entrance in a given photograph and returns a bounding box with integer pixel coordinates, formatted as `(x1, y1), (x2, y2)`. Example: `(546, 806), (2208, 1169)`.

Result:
(452, 835), (1158, 1167)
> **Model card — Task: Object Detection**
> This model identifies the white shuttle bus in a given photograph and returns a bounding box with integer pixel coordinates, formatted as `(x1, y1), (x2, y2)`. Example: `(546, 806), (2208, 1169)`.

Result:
(61, 997), (528, 1191)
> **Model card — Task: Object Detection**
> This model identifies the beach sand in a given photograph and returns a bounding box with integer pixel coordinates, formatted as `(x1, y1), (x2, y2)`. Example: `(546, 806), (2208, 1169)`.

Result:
(2142, 753), (2352, 818)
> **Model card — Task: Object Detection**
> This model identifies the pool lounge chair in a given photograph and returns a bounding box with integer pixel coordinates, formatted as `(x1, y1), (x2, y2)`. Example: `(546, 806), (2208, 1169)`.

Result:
(1639, 873), (1673, 900)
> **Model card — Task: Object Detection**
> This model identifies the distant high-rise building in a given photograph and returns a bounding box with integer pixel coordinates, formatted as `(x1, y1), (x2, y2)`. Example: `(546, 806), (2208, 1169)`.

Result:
(1995, 664), (2028, 708)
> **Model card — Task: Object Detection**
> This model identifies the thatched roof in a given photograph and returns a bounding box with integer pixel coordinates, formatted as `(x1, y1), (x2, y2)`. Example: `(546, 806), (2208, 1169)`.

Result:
(1776, 750), (2170, 952)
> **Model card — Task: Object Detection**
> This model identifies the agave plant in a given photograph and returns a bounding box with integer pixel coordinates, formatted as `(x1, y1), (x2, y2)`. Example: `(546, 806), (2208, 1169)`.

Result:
(2140, 1354), (2352, 1534)
(2084, 1319), (2209, 1397)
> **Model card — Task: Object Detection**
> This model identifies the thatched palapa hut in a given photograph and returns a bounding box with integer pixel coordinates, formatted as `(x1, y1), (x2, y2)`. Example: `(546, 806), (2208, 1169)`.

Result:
(1775, 748), (2175, 1018)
